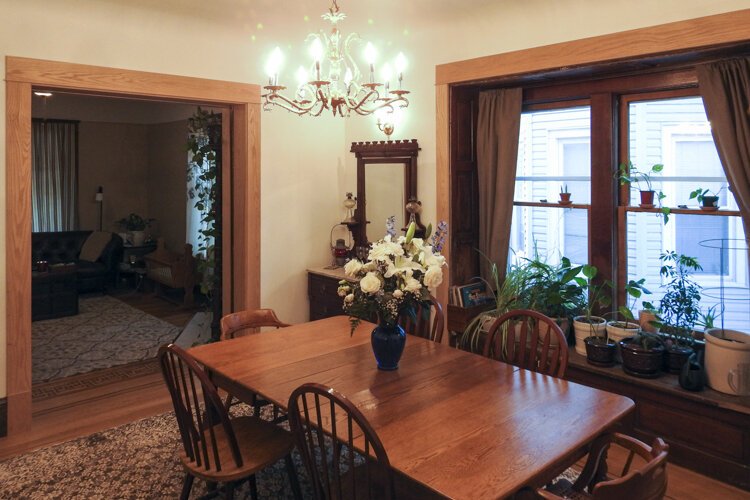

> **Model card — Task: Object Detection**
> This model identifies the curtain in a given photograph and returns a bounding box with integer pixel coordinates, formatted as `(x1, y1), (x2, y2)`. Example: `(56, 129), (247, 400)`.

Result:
(32, 120), (78, 232)
(476, 88), (523, 283)
(696, 58), (750, 239)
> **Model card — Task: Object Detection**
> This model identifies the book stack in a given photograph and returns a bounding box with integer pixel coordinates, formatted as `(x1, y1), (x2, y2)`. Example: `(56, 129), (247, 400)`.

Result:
(449, 281), (495, 308)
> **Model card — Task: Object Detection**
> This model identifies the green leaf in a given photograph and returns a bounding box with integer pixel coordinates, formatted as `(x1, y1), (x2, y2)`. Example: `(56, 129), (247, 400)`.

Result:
(651, 163), (664, 173)
(424, 223), (432, 240)
(582, 264), (597, 280)
(405, 221), (416, 244)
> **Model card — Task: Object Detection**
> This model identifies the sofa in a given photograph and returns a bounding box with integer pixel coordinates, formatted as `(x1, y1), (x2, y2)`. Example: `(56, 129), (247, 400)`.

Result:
(32, 231), (124, 293)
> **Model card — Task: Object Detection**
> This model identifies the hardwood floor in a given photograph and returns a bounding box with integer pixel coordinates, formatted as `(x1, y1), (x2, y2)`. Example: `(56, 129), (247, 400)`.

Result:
(0, 290), (200, 461)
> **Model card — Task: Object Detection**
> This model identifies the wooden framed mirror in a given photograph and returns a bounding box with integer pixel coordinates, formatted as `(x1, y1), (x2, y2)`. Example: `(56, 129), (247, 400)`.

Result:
(348, 139), (422, 249)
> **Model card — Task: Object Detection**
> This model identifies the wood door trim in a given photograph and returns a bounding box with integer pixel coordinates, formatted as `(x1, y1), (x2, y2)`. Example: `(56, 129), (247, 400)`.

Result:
(6, 57), (260, 104)
(436, 9), (750, 85)
(5, 57), (261, 435)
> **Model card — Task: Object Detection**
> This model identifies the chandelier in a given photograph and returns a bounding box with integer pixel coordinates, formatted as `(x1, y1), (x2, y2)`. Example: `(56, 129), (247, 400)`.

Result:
(262, 0), (410, 118)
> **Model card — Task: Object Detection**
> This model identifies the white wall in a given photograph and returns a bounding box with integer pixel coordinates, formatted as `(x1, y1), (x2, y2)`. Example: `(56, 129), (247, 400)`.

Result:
(0, 0), (747, 398)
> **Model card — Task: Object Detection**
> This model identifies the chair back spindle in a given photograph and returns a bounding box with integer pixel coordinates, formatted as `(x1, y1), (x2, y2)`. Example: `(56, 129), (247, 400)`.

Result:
(399, 295), (444, 343)
(482, 309), (568, 378)
(159, 344), (243, 473)
(288, 383), (394, 500)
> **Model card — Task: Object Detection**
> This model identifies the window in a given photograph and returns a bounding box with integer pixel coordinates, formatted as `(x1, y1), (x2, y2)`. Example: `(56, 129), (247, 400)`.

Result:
(510, 106), (590, 266)
(625, 96), (748, 330)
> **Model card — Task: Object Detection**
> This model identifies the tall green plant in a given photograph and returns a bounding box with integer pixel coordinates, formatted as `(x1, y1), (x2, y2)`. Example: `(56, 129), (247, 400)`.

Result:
(654, 251), (702, 347)
(573, 265), (612, 340)
(187, 108), (221, 299)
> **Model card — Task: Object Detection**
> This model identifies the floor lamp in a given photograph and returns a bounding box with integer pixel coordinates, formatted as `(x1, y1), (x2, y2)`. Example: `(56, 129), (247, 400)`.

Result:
(95, 186), (103, 231)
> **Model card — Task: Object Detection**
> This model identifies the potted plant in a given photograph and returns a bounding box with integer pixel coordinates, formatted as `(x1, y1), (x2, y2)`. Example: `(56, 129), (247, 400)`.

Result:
(522, 256), (585, 340)
(620, 331), (666, 378)
(572, 264), (612, 359)
(117, 213), (155, 246)
(653, 252), (702, 373)
(606, 278), (651, 346)
(459, 254), (584, 353)
(559, 185), (571, 204)
(618, 161), (671, 223)
(689, 186), (725, 210)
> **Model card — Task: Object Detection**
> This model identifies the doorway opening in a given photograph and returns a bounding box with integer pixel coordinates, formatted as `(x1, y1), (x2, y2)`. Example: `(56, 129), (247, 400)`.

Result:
(5, 57), (261, 436)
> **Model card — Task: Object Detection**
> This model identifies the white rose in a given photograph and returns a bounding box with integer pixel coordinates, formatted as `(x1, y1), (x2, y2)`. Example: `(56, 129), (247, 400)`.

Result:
(359, 272), (382, 294)
(393, 289), (404, 299)
(424, 266), (443, 289)
(344, 259), (363, 277)
(345, 293), (355, 303)
(404, 276), (422, 293)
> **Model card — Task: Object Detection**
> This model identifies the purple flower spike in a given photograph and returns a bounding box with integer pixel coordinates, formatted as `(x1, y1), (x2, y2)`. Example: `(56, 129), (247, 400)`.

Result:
(431, 220), (448, 253)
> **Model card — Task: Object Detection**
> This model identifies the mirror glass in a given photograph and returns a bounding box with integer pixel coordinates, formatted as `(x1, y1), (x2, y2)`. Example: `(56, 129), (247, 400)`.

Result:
(365, 163), (405, 241)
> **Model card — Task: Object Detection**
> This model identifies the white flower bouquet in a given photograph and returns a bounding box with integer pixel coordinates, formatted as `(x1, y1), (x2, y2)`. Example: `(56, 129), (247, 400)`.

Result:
(338, 219), (448, 334)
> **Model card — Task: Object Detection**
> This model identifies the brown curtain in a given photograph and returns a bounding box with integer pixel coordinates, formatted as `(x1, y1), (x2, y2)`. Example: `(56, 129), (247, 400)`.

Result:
(477, 88), (523, 283)
(696, 58), (750, 238)
(32, 120), (78, 232)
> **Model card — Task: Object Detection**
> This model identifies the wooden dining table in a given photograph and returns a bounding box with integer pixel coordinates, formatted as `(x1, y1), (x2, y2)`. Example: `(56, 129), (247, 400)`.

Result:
(189, 315), (634, 499)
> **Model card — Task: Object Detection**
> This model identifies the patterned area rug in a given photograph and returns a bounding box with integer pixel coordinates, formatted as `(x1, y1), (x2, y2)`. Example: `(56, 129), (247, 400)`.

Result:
(32, 296), (181, 383)
(0, 408), (309, 500)
(0, 406), (580, 499)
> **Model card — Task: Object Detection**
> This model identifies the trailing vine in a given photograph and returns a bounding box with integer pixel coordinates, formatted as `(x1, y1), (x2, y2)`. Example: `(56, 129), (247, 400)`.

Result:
(187, 108), (221, 301)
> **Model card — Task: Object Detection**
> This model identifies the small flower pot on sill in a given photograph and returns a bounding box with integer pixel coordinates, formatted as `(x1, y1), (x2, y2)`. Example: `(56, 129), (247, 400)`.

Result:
(620, 337), (665, 378)
(701, 195), (719, 208)
(559, 192), (572, 204)
(639, 190), (655, 207)
(584, 336), (617, 367)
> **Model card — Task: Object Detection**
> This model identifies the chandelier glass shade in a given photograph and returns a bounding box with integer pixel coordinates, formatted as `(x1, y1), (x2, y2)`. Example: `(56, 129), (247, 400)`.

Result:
(262, 0), (410, 118)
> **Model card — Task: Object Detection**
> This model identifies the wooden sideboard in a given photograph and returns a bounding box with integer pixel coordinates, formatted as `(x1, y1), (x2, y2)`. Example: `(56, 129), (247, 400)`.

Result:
(567, 348), (750, 491)
(307, 267), (349, 321)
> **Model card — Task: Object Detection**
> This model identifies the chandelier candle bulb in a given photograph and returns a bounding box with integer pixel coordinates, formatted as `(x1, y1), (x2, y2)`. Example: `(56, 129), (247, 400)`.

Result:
(261, 0), (410, 117)
(395, 52), (407, 88)
(381, 63), (393, 94)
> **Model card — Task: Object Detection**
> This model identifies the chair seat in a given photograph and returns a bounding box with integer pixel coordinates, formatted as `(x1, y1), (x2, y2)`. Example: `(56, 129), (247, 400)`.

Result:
(545, 478), (592, 499)
(180, 415), (295, 482)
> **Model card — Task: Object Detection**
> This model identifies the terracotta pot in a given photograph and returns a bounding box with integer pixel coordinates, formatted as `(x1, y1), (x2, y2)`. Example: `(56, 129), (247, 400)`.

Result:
(559, 192), (572, 203)
(639, 190), (655, 206)
(584, 336), (617, 367)
(620, 337), (665, 378)
(638, 310), (659, 333)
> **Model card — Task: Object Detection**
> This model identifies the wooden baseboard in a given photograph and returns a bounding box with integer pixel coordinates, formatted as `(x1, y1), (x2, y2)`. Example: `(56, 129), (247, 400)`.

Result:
(0, 397), (6, 437)
(7, 392), (32, 434)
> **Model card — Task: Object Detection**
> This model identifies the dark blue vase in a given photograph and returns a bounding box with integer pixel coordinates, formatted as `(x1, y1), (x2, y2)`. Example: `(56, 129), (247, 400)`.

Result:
(371, 323), (406, 370)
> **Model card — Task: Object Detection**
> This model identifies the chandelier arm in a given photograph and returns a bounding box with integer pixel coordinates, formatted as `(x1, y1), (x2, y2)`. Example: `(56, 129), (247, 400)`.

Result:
(354, 96), (410, 116)
(263, 92), (316, 116)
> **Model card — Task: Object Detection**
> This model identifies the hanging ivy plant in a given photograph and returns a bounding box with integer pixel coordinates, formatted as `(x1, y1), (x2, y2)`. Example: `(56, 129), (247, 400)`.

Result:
(187, 108), (221, 300)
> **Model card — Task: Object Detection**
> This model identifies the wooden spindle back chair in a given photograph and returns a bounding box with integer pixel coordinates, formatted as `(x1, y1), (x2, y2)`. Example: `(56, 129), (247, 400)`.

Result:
(537, 433), (669, 499)
(288, 383), (394, 500)
(482, 309), (568, 378)
(220, 308), (291, 341)
(399, 295), (445, 343)
(219, 308), (291, 417)
(159, 344), (301, 500)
